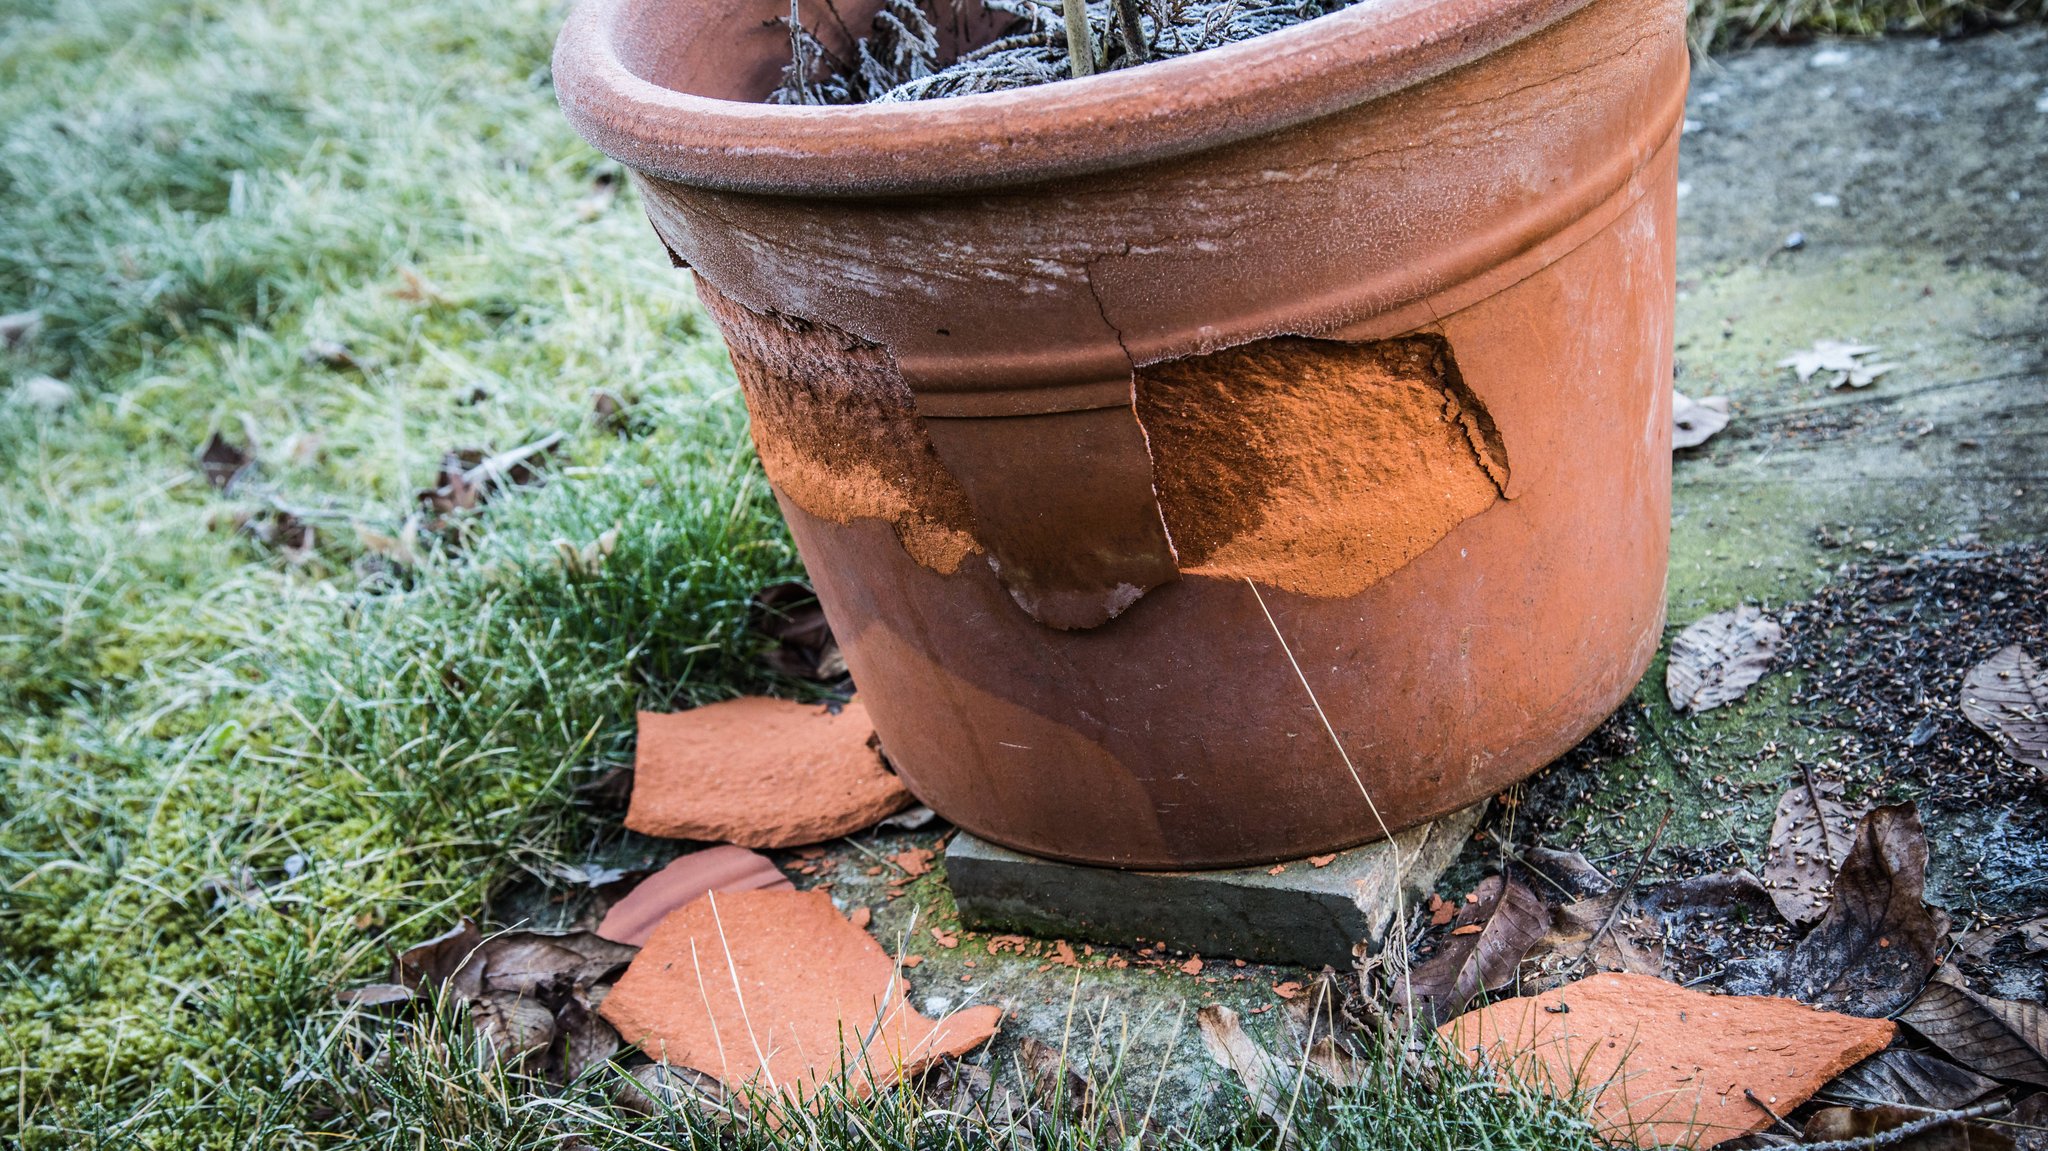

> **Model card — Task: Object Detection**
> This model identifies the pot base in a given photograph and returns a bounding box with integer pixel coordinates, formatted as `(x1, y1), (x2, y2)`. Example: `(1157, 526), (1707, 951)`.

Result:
(945, 803), (1485, 969)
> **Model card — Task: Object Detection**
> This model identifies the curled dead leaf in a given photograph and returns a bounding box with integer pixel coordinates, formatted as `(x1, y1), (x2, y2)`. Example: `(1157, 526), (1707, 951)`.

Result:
(1395, 875), (1547, 1029)
(1802, 1103), (2013, 1151)
(1779, 804), (1946, 1018)
(1898, 973), (2048, 1089)
(1822, 1048), (2003, 1113)
(1764, 776), (1867, 927)
(1672, 390), (1731, 450)
(1960, 645), (2048, 776)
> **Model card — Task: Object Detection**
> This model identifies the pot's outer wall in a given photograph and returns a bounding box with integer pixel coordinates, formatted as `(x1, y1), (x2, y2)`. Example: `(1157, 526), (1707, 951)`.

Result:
(556, 0), (1687, 866)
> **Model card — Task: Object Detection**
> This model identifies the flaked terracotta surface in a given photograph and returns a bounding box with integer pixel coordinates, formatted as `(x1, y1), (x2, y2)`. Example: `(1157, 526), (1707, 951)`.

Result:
(597, 845), (793, 946)
(1137, 334), (1509, 598)
(698, 282), (980, 575)
(598, 889), (1001, 1095)
(713, 289), (1512, 603)
(627, 698), (911, 847)
(1439, 972), (1897, 1149)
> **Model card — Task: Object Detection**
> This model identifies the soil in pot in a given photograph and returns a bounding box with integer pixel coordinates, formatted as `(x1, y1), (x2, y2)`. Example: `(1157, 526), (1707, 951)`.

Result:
(772, 0), (1351, 103)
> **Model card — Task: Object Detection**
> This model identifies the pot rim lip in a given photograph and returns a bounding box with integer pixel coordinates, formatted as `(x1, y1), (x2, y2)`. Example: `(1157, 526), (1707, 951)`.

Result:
(554, 0), (1599, 196)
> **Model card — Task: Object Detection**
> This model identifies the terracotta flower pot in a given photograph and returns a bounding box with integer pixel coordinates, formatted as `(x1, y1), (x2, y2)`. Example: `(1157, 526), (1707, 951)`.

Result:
(555, 0), (1687, 868)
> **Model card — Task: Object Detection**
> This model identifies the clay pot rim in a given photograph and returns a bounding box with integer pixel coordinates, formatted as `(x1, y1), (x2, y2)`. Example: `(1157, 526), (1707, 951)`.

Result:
(554, 0), (1597, 196)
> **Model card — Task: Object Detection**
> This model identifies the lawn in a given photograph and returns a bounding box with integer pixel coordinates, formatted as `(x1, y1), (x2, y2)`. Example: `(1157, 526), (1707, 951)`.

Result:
(0, 0), (2040, 1146)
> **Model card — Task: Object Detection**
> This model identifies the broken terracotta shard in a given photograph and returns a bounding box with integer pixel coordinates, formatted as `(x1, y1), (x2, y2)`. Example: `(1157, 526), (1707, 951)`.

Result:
(1439, 972), (1897, 1149)
(627, 698), (912, 847)
(597, 845), (794, 947)
(597, 889), (1000, 1096)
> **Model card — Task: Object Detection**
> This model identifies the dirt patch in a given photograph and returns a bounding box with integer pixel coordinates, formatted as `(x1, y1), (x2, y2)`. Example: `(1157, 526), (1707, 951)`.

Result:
(1778, 543), (2048, 920)
(1136, 334), (1508, 598)
(696, 278), (982, 574)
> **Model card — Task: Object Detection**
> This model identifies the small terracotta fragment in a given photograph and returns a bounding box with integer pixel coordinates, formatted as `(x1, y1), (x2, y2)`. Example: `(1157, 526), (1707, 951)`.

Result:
(627, 698), (911, 847)
(597, 845), (794, 946)
(598, 889), (1000, 1096)
(1439, 972), (1897, 1149)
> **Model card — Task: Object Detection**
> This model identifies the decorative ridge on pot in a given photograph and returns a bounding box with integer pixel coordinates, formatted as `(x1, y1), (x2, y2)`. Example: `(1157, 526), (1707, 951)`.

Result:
(553, 0), (1599, 195)
(555, 0), (1688, 868)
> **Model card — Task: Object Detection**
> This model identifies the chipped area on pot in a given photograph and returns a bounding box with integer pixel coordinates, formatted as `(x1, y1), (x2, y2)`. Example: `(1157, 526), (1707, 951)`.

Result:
(1135, 333), (1511, 598)
(695, 278), (982, 574)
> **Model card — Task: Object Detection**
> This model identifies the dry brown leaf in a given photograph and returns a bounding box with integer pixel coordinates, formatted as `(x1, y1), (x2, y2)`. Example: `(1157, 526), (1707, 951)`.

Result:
(1779, 804), (1946, 1018)
(597, 889), (999, 1097)
(1196, 1005), (1289, 1129)
(475, 930), (638, 998)
(1395, 875), (1547, 1028)
(415, 433), (561, 518)
(198, 430), (253, 491)
(615, 1061), (727, 1115)
(1672, 390), (1731, 449)
(473, 992), (559, 1065)
(1763, 776), (1867, 927)
(1521, 845), (1615, 898)
(1666, 605), (1782, 713)
(1440, 971), (1897, 1149)
(1960, 645), (2048, 775)
(395, 918), (484, 999)
(556, 992), (621, 1082)
(1822, 1049), (2003, 1112)
(1898, 975), (2048, 1089)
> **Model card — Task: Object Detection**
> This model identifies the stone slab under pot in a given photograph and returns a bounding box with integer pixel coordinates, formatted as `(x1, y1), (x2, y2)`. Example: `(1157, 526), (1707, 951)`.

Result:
(554, 0), (1684, 868)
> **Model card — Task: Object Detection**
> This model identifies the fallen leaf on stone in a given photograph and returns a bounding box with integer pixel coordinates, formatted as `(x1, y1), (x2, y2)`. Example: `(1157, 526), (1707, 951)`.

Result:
(1016, 1035), (1094, 1119)
(597, 889), (1001, 1097)
(302, 339), (358, 370)
(1764, 776), (1868, 927)
(1439, 972), (1897, 1148)
(416, 432), (561, 517)
(1522, 845), (1615, 899)
(1672, 390), (1731, 449)
(1526, 890), (1666, 989)
(596, 845), (793, 947)
(199, 430), (253, 491)
(877, 806), (939, 832)
(1396, 875), (1547, 1028)
(1899, 972), (2048, 1088)
(1197, 1005), (1291, 1131)
(1666, 605), (1783, 713)
(1780, 804), (1946, 1018)
(1960, 646), (2048, 775)
(1803, 1103), (2014, 1151)
(751, 581), (848, 682)
(1641, 868), (1777, 923)
(1822, 1049), (2003, 1112)
(0, 309), (42, 350)
(627, 698), (911, 848)
(1779, 339), (1897, 389)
